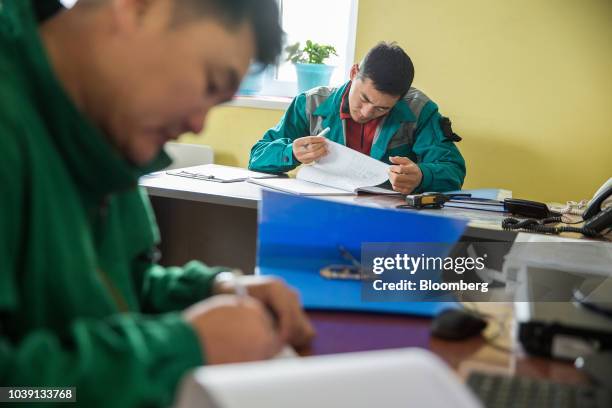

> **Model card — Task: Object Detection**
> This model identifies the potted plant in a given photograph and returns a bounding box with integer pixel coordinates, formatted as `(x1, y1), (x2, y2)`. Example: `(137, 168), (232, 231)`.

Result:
(285, 41), (338, 93)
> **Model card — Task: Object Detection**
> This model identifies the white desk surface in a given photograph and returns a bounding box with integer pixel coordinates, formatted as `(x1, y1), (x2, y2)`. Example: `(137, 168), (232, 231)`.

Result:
(140, 171), (263, 209)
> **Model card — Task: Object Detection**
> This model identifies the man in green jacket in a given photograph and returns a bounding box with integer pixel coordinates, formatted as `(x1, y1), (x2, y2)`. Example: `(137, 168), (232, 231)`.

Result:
(0, 0), (313, 406)
(249, 42), (467, 194)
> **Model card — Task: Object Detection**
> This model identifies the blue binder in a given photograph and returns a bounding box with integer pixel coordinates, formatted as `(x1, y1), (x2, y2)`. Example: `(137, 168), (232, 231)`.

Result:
(256, 191), (469, 317)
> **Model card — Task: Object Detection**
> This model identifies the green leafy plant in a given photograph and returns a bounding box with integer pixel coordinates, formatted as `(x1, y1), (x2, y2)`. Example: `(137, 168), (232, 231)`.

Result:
(285, 40), (338, 64)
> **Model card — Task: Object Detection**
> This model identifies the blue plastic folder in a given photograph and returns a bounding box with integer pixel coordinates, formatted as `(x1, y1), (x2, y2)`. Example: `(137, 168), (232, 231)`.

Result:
(256, 191), (469, 317)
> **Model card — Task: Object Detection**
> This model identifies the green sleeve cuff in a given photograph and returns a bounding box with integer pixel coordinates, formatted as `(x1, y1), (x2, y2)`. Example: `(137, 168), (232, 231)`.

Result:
(416, 163), (434, 193)
(282, 143), (298, 167)
(185, 262), (228, 300)
(141, 261), (227, 313)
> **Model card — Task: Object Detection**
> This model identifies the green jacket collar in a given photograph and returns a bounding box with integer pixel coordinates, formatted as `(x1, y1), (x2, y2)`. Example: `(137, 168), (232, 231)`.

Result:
(20, 1), (169, 201)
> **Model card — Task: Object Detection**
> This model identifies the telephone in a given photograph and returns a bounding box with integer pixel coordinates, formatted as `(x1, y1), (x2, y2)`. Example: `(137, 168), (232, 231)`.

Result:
(583, 178), (612, 233)
(502, 178), (612, 237)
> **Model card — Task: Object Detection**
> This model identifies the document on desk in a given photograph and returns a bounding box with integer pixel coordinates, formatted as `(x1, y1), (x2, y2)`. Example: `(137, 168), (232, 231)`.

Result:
(249, 140), (395, 196)
(167, 164), (279, 183)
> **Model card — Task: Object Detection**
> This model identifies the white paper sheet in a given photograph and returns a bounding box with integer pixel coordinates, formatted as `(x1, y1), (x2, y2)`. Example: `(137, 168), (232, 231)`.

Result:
(248, 178), (353, 196)
(297, 140), (390, 192)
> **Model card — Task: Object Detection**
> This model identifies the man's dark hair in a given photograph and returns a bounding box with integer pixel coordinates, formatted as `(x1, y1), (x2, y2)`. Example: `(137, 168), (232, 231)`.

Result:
(357, 42), (414, 98)
(175, 0), (284, 67)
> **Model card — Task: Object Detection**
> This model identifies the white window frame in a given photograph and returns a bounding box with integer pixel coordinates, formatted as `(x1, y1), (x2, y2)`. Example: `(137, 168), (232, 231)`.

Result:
(233, 0), (359, 107)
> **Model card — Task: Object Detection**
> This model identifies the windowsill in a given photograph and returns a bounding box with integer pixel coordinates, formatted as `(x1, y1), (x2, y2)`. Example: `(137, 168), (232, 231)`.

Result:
(224, 95), (293, 111)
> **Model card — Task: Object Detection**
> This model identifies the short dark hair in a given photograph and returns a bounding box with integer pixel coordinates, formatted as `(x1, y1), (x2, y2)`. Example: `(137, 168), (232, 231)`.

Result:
(357, 42), (414, 98)
(174, 0), (284, 67)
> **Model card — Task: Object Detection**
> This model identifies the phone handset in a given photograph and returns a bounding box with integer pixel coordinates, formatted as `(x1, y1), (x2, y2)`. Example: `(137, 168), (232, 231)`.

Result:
(583, 177), (612, 220)
(583, 177), (612, 234)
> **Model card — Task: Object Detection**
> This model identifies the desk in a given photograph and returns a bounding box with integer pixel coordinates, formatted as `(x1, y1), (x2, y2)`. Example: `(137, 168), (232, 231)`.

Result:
(305, 305), (589, 386)
(140, 173), (517, 271)
(140, 172), (590, 386)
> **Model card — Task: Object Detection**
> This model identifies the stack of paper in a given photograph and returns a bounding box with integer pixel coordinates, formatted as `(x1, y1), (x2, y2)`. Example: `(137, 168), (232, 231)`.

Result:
(445, 189), (512, 201)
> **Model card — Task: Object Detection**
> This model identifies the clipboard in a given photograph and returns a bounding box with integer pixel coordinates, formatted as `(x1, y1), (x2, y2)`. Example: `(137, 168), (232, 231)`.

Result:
(167, 164), (280, 183)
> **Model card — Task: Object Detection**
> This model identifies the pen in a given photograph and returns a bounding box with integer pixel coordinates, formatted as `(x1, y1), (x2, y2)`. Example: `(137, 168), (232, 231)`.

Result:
(229, 269), (248, 298)
(215, 269), (247, 298)
(225, 270), (279, 328)
(317, 127), (331, 138)
(178, 171), (219, 181)
(304, 127), (331, 152)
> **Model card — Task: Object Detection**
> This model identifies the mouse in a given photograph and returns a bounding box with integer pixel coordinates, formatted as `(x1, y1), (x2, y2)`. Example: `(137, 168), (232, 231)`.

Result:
(430, 308), (488, 340)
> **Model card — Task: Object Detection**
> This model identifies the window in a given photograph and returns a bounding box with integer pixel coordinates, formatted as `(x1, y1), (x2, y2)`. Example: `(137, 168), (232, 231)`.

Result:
(265, 0), (359, 97)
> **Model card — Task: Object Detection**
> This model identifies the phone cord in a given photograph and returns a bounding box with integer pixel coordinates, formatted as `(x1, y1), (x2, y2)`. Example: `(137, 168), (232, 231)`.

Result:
(502, 216), (600, 238)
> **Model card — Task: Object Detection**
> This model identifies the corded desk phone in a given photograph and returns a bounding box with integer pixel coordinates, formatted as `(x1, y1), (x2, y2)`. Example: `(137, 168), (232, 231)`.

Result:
(502, 178), (612, 237)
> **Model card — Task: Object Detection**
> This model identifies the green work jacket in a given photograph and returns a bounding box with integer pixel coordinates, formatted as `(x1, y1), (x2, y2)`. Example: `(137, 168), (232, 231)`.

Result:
(0, 1), (222, 406)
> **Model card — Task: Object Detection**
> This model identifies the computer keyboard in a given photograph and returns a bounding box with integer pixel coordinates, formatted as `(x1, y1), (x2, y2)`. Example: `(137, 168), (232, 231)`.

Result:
(466, 372), (612, 408)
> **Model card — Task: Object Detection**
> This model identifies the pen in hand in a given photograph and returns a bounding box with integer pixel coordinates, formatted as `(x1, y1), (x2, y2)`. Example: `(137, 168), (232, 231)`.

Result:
(226, 271), (279, 330)
(303, 127), (331, 151)
(317, 127), (331, 138)
(229, 269), (248, 299)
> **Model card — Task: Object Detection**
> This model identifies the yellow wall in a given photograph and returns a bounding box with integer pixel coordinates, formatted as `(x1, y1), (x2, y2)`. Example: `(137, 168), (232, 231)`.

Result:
(181, 108), (282, 167)
(183, 0), (612, 202)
